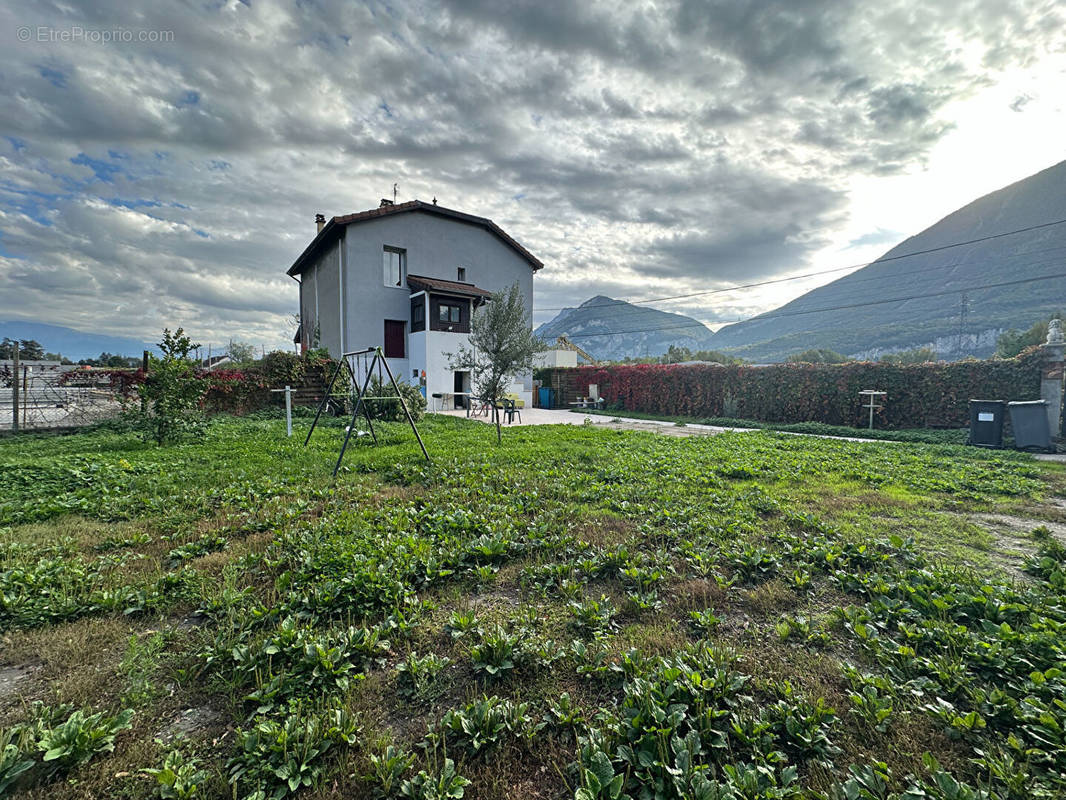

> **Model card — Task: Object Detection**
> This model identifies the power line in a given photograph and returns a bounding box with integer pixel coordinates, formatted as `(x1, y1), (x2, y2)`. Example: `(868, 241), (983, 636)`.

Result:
(534, 216), (1066, 314)
(559, 267), (1066, 341)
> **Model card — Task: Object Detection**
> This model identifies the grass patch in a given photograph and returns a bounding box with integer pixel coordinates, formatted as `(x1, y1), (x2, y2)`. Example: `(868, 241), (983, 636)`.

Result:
(578, 407), (973, 444)
(0, 414), (1062, 799)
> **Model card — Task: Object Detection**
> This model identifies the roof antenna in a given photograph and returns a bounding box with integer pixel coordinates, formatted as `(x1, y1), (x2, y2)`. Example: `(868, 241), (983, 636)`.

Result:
(392, 183), (398, 204)
(432, 196), (437, 205)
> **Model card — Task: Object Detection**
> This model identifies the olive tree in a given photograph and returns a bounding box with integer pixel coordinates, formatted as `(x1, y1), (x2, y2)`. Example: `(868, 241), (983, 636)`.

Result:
(446, 282), (546, 443)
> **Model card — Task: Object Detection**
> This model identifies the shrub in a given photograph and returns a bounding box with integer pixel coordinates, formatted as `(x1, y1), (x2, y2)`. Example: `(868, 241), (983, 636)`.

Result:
(228, 707), (358, 800)
(142, 745), (210, 799)
(362, 376), (426, 421)
(201, 369), (268, 415)
(132, 328), (207, 444)
(542, 350), (1043, 429)
(260, 350), (306, 388)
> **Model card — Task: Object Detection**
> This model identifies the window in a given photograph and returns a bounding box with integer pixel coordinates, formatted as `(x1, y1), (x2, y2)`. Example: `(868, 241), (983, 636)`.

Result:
(384, 320), (405, 358)
(410, 298), (425, 333)
(457, 266), (466, 282)
(439, 304), (461, 323)
(383, 247), (406, 287)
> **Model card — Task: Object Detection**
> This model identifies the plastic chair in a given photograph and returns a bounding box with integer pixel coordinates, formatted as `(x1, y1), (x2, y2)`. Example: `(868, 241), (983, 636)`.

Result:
(503, 398), (521, 424)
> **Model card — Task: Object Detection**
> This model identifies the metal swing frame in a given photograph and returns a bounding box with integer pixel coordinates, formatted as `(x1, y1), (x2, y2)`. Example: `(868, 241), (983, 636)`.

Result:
(304, 346), (430, 475)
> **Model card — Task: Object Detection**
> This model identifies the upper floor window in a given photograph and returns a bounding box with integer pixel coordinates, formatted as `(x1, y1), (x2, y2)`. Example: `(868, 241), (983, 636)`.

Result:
(457, 266), (467, 282)
(383, 246), (406, 287)
(439, 303), (461, 323)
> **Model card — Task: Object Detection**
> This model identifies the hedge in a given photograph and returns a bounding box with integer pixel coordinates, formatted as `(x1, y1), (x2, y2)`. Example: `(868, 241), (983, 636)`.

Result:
(543, 349), (1046, 430)
(57, 354), (344, 417)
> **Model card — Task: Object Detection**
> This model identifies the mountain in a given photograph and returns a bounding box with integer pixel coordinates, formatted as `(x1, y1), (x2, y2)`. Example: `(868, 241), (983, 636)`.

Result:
(710, 160), (1066, 362)
(535, 295), (716, 361)
(0, 321), (156, 361)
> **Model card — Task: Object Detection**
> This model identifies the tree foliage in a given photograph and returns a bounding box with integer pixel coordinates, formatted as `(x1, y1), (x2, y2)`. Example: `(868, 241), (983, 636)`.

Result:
(132, 328), (207, 445)
(659, 345), (743, 365)
(786, 348), (851, 364)
(0, 339), (46, 360)
(447, 282), (545, 442)
(995, 313), (1062, 358)
(879, 347), (937, 365)
(226, 340), (258, 365)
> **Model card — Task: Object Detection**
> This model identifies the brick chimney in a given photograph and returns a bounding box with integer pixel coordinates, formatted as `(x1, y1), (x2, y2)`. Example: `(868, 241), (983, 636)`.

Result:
(315, 213), (326, 233)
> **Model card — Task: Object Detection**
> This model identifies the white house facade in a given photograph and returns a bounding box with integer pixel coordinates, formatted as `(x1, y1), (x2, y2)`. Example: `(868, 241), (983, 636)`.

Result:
(286, 200), (542, 408)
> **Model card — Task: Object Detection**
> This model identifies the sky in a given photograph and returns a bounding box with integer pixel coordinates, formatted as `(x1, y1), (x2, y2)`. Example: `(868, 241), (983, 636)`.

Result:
(1, 0), (1064, 352)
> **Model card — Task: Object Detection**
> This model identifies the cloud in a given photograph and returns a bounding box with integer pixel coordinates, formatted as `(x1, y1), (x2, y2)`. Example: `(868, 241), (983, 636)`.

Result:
(0, 0), (1063, 348)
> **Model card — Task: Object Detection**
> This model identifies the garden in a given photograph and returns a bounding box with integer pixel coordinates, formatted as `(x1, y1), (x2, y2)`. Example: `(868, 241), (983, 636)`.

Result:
(1, 412), (1065, 799)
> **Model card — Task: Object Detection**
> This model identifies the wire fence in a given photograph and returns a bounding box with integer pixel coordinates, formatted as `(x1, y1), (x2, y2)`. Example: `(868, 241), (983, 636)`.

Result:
(1, 368), (126, 431)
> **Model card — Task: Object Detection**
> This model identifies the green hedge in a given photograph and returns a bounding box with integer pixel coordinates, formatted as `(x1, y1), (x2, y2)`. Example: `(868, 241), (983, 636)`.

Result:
(544, 349), (1045, 429)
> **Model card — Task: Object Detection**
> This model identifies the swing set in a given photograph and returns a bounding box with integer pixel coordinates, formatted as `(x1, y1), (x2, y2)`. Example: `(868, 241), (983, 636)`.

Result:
(304, 346), (430, 476)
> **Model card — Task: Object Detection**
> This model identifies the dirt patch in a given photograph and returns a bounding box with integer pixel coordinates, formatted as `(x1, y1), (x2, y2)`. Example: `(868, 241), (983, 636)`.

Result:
(160, 705), (226, 740)
(0, 664), (37, 702)
(968, 509), (1066, 580)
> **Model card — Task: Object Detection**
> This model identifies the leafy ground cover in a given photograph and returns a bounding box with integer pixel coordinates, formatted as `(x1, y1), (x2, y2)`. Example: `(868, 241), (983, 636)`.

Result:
(577, 407), (971, 445)
(1, 411), (1065, 799)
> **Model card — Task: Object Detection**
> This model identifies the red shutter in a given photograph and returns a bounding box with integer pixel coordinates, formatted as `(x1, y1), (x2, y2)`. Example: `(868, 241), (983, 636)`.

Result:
(384, 320), (405, 358)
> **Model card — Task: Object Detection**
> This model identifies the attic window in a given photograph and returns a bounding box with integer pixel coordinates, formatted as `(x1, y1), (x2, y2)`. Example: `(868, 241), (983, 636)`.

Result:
(457, 266), (466, 282)
(383, 246), (406, 287)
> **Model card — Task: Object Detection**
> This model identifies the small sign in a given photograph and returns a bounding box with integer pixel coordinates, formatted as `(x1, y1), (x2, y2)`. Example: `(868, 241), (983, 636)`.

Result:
(978, 412), (995, 422)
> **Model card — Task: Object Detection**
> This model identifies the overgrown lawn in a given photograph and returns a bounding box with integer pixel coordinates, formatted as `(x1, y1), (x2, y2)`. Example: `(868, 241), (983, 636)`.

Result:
(1, 413), (1064, 800)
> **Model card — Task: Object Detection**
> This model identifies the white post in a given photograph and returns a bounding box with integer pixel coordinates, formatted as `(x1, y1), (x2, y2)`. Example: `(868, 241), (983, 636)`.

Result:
(284, 385), (292, 437)
(1041, 319), (1064, 437)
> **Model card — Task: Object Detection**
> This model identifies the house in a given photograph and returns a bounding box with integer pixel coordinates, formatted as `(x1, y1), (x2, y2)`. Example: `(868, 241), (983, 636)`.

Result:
(286, 199), (542, 408)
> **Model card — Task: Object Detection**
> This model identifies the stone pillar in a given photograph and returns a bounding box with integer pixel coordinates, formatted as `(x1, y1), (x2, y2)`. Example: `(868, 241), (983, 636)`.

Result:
(1041, 319), (1065, 437)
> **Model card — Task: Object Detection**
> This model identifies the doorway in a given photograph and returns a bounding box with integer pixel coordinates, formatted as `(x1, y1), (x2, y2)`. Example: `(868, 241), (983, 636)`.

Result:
(453, 371), (469, 409)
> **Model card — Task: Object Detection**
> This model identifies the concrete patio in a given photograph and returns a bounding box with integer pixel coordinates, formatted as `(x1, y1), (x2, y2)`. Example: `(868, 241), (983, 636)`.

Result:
(431, 406), (759, 437)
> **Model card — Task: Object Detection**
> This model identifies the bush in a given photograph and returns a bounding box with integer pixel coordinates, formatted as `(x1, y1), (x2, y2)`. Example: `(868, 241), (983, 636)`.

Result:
(201, 369), (269, 415)
(132, 329), (207, 444)
(362, 376), (426, 421)
(260, 351), (306, 388)
(542, 349), (1043, 429)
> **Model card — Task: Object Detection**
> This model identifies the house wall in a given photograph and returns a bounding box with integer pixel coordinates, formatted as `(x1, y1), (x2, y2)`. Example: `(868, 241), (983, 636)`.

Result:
(340, 211), (535, 403)
(297, 239), (341, 351)
(534, 349), (579, 369)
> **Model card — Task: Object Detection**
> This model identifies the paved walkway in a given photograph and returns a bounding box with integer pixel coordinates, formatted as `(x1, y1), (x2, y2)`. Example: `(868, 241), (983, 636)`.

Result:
(432, 407), (891, 442)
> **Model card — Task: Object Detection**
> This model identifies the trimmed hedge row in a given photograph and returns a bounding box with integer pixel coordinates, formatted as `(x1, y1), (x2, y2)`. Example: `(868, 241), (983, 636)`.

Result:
(544, 349), (1046, 429)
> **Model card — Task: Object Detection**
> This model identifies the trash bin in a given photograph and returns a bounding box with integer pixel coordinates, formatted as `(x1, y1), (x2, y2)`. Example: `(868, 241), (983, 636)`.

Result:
(968, 400), (1005, 448)
(1007, 400), (1053, 452)
(538, 387), (555, 409)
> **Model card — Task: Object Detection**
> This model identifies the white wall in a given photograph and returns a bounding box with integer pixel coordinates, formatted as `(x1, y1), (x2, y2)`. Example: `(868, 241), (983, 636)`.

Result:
(534, 349), (578, 368)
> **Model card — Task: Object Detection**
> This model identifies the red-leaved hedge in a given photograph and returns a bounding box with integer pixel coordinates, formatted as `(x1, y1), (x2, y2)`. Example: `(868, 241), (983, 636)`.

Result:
(543, 349), (1045, 429)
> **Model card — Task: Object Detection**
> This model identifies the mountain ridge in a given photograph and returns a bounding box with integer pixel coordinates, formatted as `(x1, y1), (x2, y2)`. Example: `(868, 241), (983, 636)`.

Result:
(534, 295), (715, 361)
(709, 160), (1066, 361)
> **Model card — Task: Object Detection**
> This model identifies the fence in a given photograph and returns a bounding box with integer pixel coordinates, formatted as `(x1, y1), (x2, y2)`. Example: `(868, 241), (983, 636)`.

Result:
(541, 350), (1045, 430)
(2, 370), (125, 430)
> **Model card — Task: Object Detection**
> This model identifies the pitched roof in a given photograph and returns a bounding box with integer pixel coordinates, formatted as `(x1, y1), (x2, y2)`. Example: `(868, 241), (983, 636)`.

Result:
(407, 274), (493, 298)
(286, 200), (543, 276)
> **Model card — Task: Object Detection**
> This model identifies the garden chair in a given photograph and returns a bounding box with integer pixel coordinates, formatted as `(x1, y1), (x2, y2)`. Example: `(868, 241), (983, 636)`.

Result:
(502, 398), (521, 425)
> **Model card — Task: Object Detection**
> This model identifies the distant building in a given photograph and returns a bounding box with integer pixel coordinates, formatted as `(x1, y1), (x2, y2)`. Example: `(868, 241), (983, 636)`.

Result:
(0, 360), (74, 385)
(285, 200), (543, 408)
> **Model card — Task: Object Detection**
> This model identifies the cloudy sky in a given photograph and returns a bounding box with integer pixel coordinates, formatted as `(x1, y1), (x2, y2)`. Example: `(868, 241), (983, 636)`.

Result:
(2, 0), (1064, 351)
